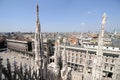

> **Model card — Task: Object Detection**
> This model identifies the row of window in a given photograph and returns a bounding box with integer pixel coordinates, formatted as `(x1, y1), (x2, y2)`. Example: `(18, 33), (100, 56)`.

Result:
(105, 58), (115, 63)
(67, 57), (93, 66)
(67, 53), (93, 59)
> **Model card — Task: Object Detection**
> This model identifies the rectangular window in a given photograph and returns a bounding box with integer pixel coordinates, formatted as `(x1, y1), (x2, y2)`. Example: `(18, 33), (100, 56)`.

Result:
(80, 54), (82, 57)
(89, 55), (91, 59)
(68, 58), (70, 61)
(72, 59), (74, 62)
(112, 59), (114, 63)
(106, 59), (108, 62)
(80, 58), (83, 64)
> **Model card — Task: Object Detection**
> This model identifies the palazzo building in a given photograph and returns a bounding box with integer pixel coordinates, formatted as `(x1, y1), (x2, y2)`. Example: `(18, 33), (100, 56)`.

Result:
(47, 13), (120, 80)
(7, 39), (32, 54)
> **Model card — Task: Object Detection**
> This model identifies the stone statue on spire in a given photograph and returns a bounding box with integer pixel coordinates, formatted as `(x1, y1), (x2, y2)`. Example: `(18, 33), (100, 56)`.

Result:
(102, 13), (107, 27)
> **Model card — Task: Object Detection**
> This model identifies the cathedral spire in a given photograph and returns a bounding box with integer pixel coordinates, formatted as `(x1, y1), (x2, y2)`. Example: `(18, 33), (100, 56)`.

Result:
(92, 13), (107, 80)
(34, 2), (43, 79)
(96, 12), (107, 56)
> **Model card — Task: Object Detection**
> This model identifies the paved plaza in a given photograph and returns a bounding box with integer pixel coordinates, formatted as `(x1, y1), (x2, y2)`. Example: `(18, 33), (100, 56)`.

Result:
(0, 51), (34, 68)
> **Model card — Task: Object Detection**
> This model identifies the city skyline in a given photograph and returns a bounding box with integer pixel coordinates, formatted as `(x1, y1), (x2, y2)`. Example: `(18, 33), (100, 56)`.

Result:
(0, 1), (120, 80)
(0, 0), (120, 32)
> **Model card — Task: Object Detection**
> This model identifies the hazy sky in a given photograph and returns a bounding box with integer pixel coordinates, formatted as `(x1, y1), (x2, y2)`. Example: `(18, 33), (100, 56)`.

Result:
(0, 0), (120, 32)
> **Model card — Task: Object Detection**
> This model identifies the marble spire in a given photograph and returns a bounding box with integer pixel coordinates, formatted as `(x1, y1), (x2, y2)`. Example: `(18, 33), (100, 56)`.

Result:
(34, 3), (43, 78)
(92, 13), (107, 80)
(62, 38), (67, 68)
(97, 13), (106, 56)
(54, 39), (60, 65)
(61, 37), (72, 80)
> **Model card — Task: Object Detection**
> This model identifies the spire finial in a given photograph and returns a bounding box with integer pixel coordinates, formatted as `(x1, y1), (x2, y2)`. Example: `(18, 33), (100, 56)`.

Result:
(36, 1), (40, 24)
(102, 13), (107, 23)
(36, 3), (39, 15)
(103, 12), (107, 18)
(101, 12), (107, 30)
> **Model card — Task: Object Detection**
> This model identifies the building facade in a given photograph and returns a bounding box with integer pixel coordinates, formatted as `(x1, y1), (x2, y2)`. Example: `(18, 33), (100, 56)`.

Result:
(59, 45), (120, 80)
(7, 39), (32, 54)
(47, 13), (120, 80)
